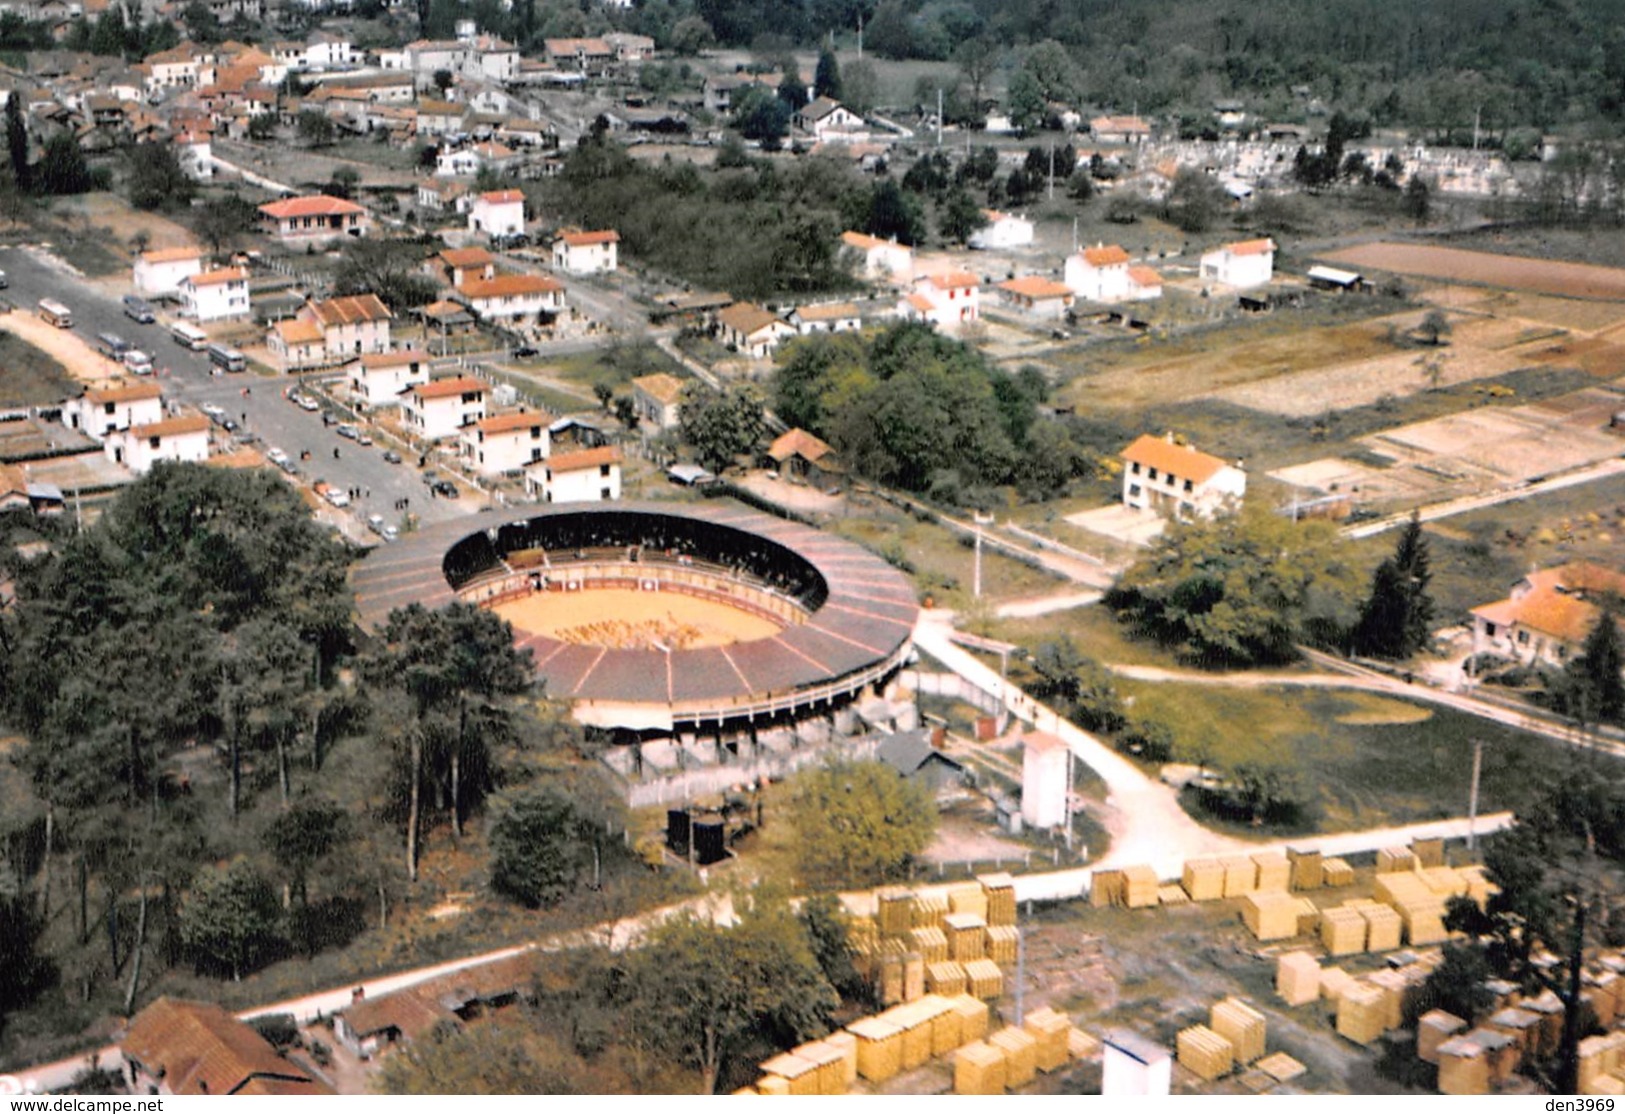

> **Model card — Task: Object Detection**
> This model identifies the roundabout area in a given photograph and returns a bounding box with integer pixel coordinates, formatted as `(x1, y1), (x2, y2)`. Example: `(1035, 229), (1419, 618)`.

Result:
(350, 501), (920, 733)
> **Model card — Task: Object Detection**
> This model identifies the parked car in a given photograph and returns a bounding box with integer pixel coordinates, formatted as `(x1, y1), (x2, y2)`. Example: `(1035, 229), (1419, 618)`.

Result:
(422, 470), (438, 487)
(432, 479), (459, 499)
(122, 295), (156, 324)
(511, 342), (538, 358)
(0, 269), (10, 288)
(382, 449), (402, 464)
(267, 447), (289, 465)
(298, 396), (320, 412)
(325, 488), (351, 508)
(336, 423), (358, 440)
(356, 431), (374, 446)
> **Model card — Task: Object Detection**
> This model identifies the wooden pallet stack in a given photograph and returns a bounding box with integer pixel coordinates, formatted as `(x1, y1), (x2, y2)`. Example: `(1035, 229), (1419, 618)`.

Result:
(1336, 983), (1388, 1045)
(1353, 901), (1404, 952)
(1319, 906), (1368, 956)
(792, 1040), (849, 1095)
(847, 1017), (904, 1083)
(1182, 858), (1226, 901)
(989, 1027), (1038, 1088)
(948, 880), (989, 919)
(1252, 851), (1292, 892)
(885, 1002), (933, 1071)
(755, 1075), (789, 1095)
(1090, 869), (1124, 908)
(1579, 1033), (1623, 1093)
(1177, 1025), (1235, 1081)
(944, 912), (988, 963)
(1122, 865), (1160, 909)
(1221, 854), (1258, 898)
(1363, 970), (1405, 1030)
(1159, 884), (1191, 905)
(1436, 1035), (1491, 1095)
(1321, 858), (1355, 887)
(954, 1040), (1006, 1095)
(759, 1052), (822, 1095)
(1418, 1010), (1467, 1065)
(1319, 966), (1355, 1004)
(985, 924), (1019, 964)
(1288, 848), (1323, 891)
(1524, 989), (1565, 1056)
(1373, 872), (1448, 945)
(979, 873), (1017, 926)
(922, 995), (963, 1057)
(878, 888), (916, 938)
(964, 958), (1004, 1000)
(1589, 971), (1621, 1026)
(1210, 998), (1267, 1066)
(904, 954), (926, 1002)
(911, 892), (948, 929)
(952, 993), (990, 1043)
(1295, 897), (1322, 936)
(911, 925), (948, 964)
(1376, 847), (1418, 874)
(1241, 891), (1302, 941)
(927, 961), (967, 996)
(1276, 952), (1321, 1006)
(1021, 1007), (1072, 1073)
(825, 1032), (859, 1089)
(1411, 836), (1445, 868)
(1486, 1007), (1542, 1059)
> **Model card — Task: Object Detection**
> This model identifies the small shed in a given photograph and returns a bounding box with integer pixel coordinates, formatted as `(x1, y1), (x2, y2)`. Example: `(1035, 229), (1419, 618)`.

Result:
(765, 427), (844, 488)
(874, 729), (966, 798)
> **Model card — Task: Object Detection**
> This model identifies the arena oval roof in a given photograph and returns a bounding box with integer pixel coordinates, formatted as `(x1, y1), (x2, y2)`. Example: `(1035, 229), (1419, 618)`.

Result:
(349, 500), (920, 729)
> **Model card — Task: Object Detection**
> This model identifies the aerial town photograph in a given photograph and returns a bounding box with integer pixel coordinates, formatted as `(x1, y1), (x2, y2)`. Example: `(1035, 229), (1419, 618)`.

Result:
(0, 0), (1624, 1100)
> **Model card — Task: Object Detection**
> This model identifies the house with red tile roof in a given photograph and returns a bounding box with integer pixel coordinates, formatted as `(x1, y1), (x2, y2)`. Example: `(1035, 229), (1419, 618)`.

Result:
(840, 230), (913, 284)
(62, 382), (164, 439)
(1064, 243), (1132, 303)
(121, 997), (330, 1095)
(551, 229), (619, 274)
(766, 428), (842, 488)
(179, 266), (249, 322)
(1471, 563), (1625, 668)
(350, 349), (429, 408)
(524, 444), (622, 503)
(717, 302), (794, 359)
(629, 372), (685, 431)
(258, 194), (370, 245)
(902, 271), (980, 330)
(132, 245), (204, 296)
(301, 294), (392, 360)
(104, 415), (211, 474)
(996, 275), (1074, 320)
(456, 273), (564, 324)
(969, 209), (1034, 250)
(1120, 432), (1246, 521)
(268, 317), (326, 372)
(1199, 238), (1276, 290)
(467, 188), (525, 239)
(459, 409), (550, 475)
(403, 376), (487, 440)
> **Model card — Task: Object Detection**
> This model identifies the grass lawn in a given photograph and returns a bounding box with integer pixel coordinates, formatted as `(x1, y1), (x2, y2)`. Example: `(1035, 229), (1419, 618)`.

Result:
(544, 342), (685, 397)
(985, 602), (1181, 669)
(0, 331), (75, 407)
(1115, 681), (1603, 834)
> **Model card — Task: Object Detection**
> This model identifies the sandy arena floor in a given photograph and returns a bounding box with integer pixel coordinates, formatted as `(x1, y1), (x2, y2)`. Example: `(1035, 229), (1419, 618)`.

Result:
(493, 586), (784, 649)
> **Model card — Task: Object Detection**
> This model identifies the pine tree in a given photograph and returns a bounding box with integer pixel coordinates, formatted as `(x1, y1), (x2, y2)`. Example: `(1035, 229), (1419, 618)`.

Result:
(814, 48), (841, 101)
(6, 92), (29, 193)
(1565, 608), (1625, 725)
(1352, 511), (1435, 659)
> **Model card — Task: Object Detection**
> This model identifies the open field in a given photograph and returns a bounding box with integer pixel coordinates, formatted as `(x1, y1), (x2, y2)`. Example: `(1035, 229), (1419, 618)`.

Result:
(1324, 242), (1625, 301)
(492, 586), (783, 649)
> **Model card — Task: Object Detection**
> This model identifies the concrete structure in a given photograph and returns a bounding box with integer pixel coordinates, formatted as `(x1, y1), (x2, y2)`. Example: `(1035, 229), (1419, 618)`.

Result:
(1020, 730), (1069, 830)
(62, 382), (164, 439)
(629, 372), (685, 431)
(132, 246), (203, 297)
(1102, 1031), (1172, 1097)
(1200, 238), (1276, 290)
(467, 188), (524, 239)
(1065, 244), (1131, 303)
(105, 415), (210, 473)
(1470, 563), (1625, 668)
(457, 274), (564, 324)
(996, 276), (1074, 319)
(840, 231), (913, 284)
(258, 194), (370, 245)
(969, 209), (1034, 250)
(304, 295), (392, 360)
(524, 444), (622, 503)
(268, 318), (327, 372)
(1120, 433), (1246, 520)
(551, 229), (619, 274)
(179, 267), (249, 322)
(717, 303), (794, 359)
(403, 376), (487, 441)
(350, 349), (429, 409)
(461, 410), (550, 476)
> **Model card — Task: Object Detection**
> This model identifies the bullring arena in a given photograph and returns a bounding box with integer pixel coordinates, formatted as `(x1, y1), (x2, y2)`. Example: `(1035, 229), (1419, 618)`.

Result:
(349, 502), (920, 740)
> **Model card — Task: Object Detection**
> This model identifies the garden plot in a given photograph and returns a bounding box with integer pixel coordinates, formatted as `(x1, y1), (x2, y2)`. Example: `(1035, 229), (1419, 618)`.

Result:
(1207, 346), (1524, 418)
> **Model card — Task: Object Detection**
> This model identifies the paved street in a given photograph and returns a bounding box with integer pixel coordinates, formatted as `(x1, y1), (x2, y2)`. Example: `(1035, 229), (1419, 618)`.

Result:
(0, 247), (484, 536)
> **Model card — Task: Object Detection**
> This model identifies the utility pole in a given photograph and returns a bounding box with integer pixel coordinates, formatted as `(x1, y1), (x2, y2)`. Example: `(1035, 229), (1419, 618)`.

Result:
(1048, 144), (1055, 200)
(937, 88), (943, 148)
(1467, 737), (1484, 850)
(972, 512), (992, 598)
(856, 13), (863, 59)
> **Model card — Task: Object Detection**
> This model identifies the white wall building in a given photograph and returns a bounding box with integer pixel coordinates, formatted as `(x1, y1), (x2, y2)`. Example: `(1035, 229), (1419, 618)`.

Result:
(1120, 433), (1247, 521)
(179, 267), (250, 322)
(303, 294), (393, 360)
(62, 382), (164, 440)
(968, 209), (1034, 250)
(1199, 238), (1276, 289)
(105, 415), (211, 473)
(551, 230), (619, 275)
(524, 445), (622, 503)
(403, 376), (487, 441)
(902, 271), (980, 330)
(350, 349), (429, 408)
(1020, 730), (1069, 829)
(467, 189), (524, 239)
(457, 274), (564, 323)
(460, 410), (550, 475)
(132, 246), (204, 297)
(788, 302), (861, 334)
(840, 231), (913, 284)
(1064, 244), (1131, 303)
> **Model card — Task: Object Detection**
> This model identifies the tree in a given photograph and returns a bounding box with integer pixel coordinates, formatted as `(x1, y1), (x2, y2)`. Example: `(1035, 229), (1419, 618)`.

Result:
(247, 113), (276, 141)
(1007, 68), (1046, 132)
(125, 141), (195, 211)
(489, 785), (589, 909)
(1416, 308), (1452, 346)
(865, 178), (924, 245)
(670, 15), (716, 56)
(787, 759), (936, 888)
(1405, 174), (1432, 222)
(325, 165), (360, 200)
(797, 893), (864, 998)
(626, 897), (837, 1093)
(179, 856), (284, 981)
(841, 59), (879, 115)
(35, 133), (91, 195)
(1164, 168), (1224, 233)
(680, 384), (765, 472)
(432, 68), (454, 96)
(1562, 608), (1625, 726)
(1351, 511), (1435, 660)
(1029, 638), (1126, 732)
(180, 0), (219, 43)
(813, 47), (842, 101)
(190, 194), (258, 258)
(1107, 502), (1363, 667)
(0, 887), (55, 1039)
(333, 238), (439, 311)
(6, 90), (29, 193)
(297, 110), (335, 148)
(734, 86), (790, 150)
(954, 36), (998, 112)
(865, 0), (912, 59)
(378, 1022), (595, 1094)
(937, 187), (987, 245)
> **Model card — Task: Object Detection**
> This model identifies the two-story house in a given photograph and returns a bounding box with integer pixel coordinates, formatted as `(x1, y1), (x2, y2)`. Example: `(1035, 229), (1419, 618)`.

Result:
(1064, 243), (1131, 303)
(467, 188), (524, 238)
(840, 231), (913, 284)
(62, 382), (164, 439)
(403, 376), (487, 441)
(105, 415), (211, 473)
(717, 303), (795, 359)
(179, 266), (250, 322)
(268, 317), (327, 372)
(1200, 238), (1276, 290)
(1120, 433), (1246, 521)
(460, 410), (549, 475)
(303, 294), (392, 359)
(551, 229), (619, 274)
(969, 209), (1034, 250)
(457, 273), (564, 324)
(1471, 563), (1625, 668)
(900, 271), (980, 330)
(350, 349), (429, 409)
(524, 445), (621, 503)
(258, 194), (370, 245)
(132, 245), (204, 296)
(436, 246), (496, 287)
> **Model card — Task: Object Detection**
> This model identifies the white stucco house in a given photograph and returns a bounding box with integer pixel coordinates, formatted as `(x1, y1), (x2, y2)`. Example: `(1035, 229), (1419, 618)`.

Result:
(133, 246), (204, 297)
(258, 194), (370, 245)
(1470, 563), (1625, 668)
(1064, 244), (1131, 303)
(900, 271), (980, 330)
(1120, 433), (1246, 521)
(62, 382), (164, 440)
(629, 372), (684, 431)
(968, 209), (1034, 250)
(788, 302), (862, 334)
(840, 230), (913, 284)
(524, 445), (622, 503)
(303, 294), (393, 360)
(403, 376), (488, 441)
(1199, 238), (1276, 289)
(551, 230), (619, 275)
(467, 188), (525, 239)
(717, 303), (795, 359)
(457, 274), (564, 324)
(105, 415), (211, 473)
(350, 349), (429, 408)
(460, 410), (550, 475)
(995, 276), (1074, 320)
(179, 267), (250, 322)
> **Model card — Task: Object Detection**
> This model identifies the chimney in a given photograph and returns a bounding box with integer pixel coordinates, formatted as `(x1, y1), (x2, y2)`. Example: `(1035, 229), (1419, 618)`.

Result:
(1165, 431), (1175, 444)
(352, 986), (366, 1002)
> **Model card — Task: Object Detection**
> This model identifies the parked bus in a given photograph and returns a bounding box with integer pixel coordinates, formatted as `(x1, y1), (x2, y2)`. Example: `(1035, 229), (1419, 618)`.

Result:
(37, 299), (72, 327)
(95, 332), (131, 360)
(170, 321), (208, 350)
(206, 342), (246, 374)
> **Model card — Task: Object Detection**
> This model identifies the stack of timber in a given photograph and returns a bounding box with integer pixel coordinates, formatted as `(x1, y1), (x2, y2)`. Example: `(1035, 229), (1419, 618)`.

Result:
(1289, 848), (1323, 891)
(904, 954), (926, 1003)
(1363, 970), (1405, 1030)
(1320, 966), (1356, 1004)
(1411, 837), (1445, 868)
(1221, 855), (1258, 898)
(922, 995), (962, 1057)
(947, 881), (988, 919)
(846, 1017), (903, 1083)
(911, 892), (948, 929)
(953, 1041), (1006, 1096)
(989, 1026), (1038, 1088)
(1183, 858), (1225, 901)
(911, 926), (948, 964)
(1436, 1036), (1491, 1096)
(1376, 847), (1418, 873)
(979, 874), (1016, 926)
(1210, 998), (1267, 1066)
(1252, 851), (1291, 892)
(951, 993), (990, 1043)
(1021, 1007), (1071, 1073)
(927, 961), (967, 996)
(1373, 872), (1448, 945)
(791, 1041), (848, 1095)
(985, 925), (1019, 964)
(824, 1032), (859, 1089)
(882, 1003), (932, 1071)
(1354, 902), (1404, 952)
(964, 959), (1003, 1000)
(1159, 885), (1190, 905)
(1122, 865), (1160, 909)
(1091, 870), (1124, 908)
(877, 888), (915, 938)
(756, 1076), (789, 1095)
(1276, 952), (1320, 1006)
(1321, 858), (1355, 887)
(758, 1052), (821, 1096)
(1177, 1025), (1235, 1081)
(1336, 983), (1388, 1045)
(944, 913), (988, 963)
(1319, 906), (1367, 956)
(1485, 1007), (1542, 1058)
(1241, 891), (1301, 942)
(1417, 1010), (1467, 1065)
(1295, 898), (1321, 936)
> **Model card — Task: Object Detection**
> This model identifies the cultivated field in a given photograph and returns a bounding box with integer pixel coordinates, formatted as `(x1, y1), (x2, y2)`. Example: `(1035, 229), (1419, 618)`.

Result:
(1325, 242), (1625, 301)
(493, 586), (783, 649)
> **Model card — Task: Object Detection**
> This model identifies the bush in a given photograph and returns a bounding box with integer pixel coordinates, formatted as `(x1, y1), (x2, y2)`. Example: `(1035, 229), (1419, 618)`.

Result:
(250, 1014), (301, 1050)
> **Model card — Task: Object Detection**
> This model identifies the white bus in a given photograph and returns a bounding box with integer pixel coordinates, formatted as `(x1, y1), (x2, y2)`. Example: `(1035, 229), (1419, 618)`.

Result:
(37, 299), (72, 327)
(207, 342), (247, 374)
(170, 321), (208, 350)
